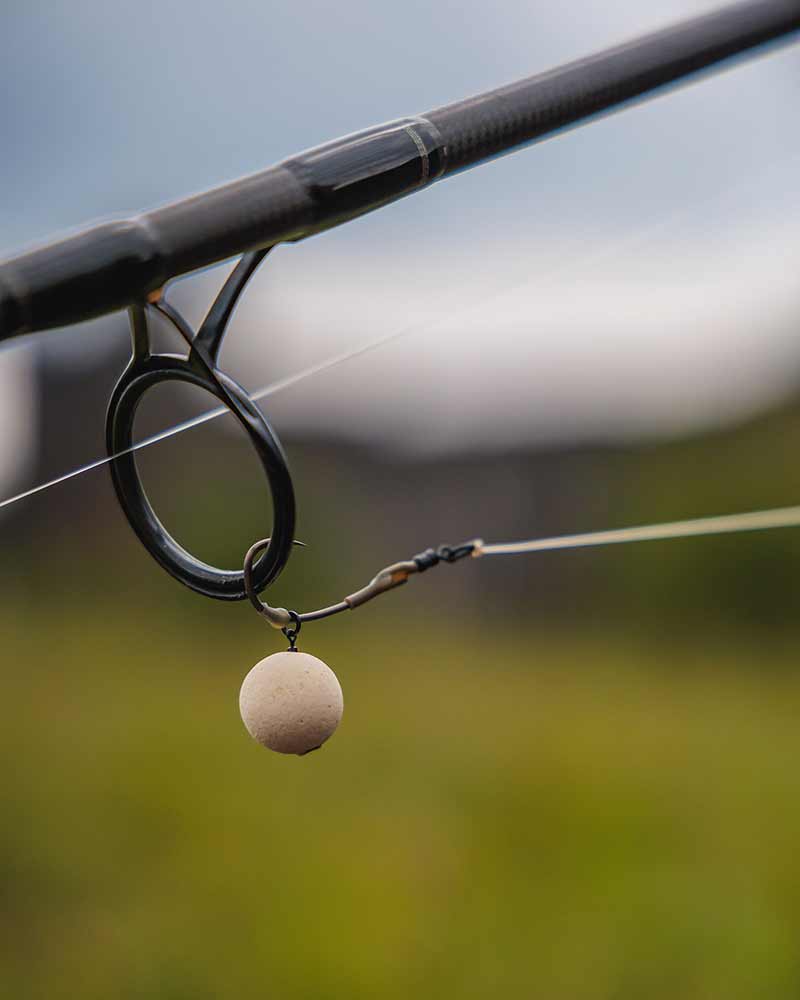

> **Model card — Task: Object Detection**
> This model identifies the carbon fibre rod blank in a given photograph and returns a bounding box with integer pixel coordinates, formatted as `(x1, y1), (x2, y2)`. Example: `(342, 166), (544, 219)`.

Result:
(0, 0), (798, 341)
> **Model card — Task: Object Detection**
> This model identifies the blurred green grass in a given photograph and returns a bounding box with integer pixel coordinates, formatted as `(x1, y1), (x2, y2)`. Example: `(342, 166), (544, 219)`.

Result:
(3, 600), (800, 999)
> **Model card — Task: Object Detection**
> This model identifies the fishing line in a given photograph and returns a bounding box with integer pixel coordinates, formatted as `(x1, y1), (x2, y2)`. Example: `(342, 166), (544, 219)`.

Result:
(476, 505), (800, 555)
(0, 322), (412, 512)
(1, 149), (795, 516)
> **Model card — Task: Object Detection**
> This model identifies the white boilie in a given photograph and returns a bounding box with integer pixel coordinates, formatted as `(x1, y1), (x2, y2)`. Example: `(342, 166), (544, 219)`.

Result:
(239, 651), (343, 755)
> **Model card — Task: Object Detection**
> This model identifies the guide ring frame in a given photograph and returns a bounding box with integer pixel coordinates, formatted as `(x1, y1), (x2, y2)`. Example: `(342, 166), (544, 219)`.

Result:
(105, 247), (296, 601)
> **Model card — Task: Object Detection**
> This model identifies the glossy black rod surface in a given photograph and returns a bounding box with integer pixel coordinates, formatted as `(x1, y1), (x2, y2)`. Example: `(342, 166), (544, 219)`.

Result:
(1, 0), (797, 341)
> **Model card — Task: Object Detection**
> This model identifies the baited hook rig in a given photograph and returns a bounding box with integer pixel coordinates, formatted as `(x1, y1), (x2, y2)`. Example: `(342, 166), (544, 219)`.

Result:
(238, 536), (482, 756)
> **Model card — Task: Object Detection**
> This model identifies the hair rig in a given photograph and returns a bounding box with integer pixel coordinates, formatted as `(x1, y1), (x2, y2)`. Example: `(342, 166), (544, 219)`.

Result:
(239, 537), (482, 756)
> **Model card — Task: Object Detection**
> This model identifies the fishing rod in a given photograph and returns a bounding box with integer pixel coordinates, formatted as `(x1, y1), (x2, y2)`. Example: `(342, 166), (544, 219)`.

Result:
(2, 1), (799, 753)
(1, 0), (797, 340)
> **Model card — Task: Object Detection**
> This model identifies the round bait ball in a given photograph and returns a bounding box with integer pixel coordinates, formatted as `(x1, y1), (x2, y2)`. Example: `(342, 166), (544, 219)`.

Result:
(239, 651), (343, 755)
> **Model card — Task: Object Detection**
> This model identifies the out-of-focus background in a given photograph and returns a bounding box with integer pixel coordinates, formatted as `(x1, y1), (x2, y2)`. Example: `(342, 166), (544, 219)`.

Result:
(2, 2), (800, 997)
